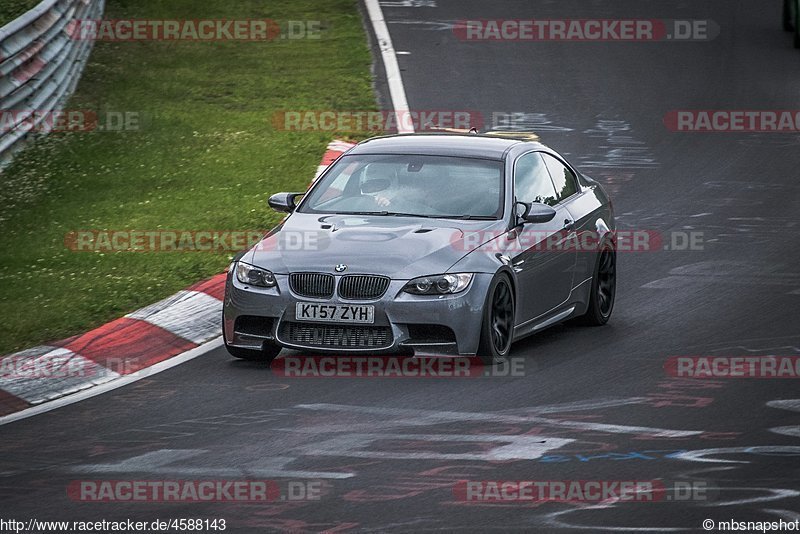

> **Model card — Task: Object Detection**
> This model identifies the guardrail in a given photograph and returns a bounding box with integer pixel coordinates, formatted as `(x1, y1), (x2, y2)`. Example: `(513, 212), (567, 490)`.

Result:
(0, 0), (104, 167)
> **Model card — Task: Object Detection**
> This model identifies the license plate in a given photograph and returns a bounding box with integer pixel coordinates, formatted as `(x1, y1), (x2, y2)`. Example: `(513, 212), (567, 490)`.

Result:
(295, 302), (374, 324)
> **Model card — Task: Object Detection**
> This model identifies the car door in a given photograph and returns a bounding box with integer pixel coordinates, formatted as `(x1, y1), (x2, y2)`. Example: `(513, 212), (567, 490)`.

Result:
(540, 152), (584, 287)
(511, 152), (578, 324)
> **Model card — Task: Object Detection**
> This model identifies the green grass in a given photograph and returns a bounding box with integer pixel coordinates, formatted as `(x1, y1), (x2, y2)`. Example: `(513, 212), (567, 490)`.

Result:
(0, 0), (40, 27)
(0, 0), (376, 354)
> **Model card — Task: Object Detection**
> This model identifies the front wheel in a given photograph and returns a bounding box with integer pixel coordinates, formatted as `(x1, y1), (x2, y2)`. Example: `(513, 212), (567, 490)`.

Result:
(577, 243), (616, 326)
(477, 273), (515, 365)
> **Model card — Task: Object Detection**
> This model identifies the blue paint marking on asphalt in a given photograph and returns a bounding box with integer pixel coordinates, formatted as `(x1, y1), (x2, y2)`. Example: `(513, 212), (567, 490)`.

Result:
(538, 450), (689, 463)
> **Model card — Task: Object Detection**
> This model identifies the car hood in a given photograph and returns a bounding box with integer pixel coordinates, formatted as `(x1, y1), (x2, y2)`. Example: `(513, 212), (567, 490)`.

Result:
(244, 212), (507, 279)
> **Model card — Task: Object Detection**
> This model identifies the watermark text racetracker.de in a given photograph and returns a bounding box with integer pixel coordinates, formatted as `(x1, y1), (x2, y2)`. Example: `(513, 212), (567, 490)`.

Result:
(454, 480), (712, 503)
(0, 110), (141, 133)
(67, 19), (325, 41)
(65, 230), (265, 253)
(665, 110), (800, 132)
(272, 110), (484, 132)
(454, 19), (719, 41)
(454, 229), (704, 253)
(0, 356), (138, 379)
(67, 479), (323, 503)
(63, 230), (333, 253)
(666, 356), (800, 378)
(273, 355), (526, 378)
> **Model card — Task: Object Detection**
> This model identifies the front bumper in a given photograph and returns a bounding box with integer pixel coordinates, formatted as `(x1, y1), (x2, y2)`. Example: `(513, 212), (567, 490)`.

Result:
(223, 270), (492, 356)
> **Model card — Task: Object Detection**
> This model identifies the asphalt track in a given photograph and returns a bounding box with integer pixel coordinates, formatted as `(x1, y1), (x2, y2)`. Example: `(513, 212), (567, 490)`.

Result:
(2, 1), (800, 532)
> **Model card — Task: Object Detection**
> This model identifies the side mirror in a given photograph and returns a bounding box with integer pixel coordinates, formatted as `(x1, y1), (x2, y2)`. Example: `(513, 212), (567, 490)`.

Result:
(515, 201), (557, 224)
(268, 192), (303, 213)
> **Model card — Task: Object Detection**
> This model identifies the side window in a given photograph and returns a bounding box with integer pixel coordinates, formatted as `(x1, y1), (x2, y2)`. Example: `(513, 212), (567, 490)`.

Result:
(514, 152), (558, 206)
(541, 153), (578, 202)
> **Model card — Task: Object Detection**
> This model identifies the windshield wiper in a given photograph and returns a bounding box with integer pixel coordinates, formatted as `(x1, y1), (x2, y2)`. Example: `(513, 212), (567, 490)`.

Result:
(435, 214), (497, 220)
(348, 211), (434, 218)
(346, 211), (496, 220)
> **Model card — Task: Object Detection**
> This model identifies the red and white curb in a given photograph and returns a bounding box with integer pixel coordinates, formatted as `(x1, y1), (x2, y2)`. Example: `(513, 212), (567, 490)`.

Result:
(0, 140), (354, 423)
(316, 140), (355, 179)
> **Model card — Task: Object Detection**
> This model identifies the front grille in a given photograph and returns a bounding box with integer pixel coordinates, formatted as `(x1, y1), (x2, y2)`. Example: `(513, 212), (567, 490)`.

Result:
(338, 275), (390, 300)
(290, 273), (334, 298)
(279, 321), (393, 349)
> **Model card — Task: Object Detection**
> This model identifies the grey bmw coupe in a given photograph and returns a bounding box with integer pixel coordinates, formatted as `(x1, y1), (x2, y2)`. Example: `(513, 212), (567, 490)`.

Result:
(223, 133), (616, 364)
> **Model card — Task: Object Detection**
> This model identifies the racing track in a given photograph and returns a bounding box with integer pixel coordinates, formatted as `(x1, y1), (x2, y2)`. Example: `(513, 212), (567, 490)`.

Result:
(2, 1), (800, 531)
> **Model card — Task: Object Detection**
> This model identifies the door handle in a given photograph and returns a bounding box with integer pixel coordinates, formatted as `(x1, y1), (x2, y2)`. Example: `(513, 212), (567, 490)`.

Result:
(563, 219), (574, 231)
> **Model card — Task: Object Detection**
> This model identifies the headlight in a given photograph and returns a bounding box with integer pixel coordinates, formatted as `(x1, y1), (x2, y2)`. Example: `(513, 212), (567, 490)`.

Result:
(235, 262), (277, 287)
(403, 273), (473, 295)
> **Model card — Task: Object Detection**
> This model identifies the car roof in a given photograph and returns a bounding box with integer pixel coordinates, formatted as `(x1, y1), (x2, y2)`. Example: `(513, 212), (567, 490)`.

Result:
(347, 133), (546, 160)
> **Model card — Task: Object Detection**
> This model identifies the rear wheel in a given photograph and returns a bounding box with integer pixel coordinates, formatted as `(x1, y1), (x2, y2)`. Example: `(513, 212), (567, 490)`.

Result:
(477, 273), (515, 365)
(577, 243), (616, 326)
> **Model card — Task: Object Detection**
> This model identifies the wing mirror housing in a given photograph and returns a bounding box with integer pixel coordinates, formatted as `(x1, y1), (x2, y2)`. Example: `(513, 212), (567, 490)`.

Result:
(515, 201), (557, 225)
(268, 192), (303, 213)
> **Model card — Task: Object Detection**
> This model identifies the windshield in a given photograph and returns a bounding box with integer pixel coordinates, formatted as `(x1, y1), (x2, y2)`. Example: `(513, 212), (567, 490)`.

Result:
(298, 154), (504, 219)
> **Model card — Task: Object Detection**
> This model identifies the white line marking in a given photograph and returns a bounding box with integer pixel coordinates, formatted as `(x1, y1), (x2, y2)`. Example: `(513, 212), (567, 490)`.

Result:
(0, 337), (224, 427)
(701, 488), (800, 507)
(72, 448), (353, 479)
(763, 509), (800, 522)
(380, 0), (437, 8)
(545, 502), (689, 531)
(76, 449), (206, 471)
(364, 0), (414, 133)
(767, 399), (800, 411)
(295, 403), (702, 438)
(767, 399), (800, 438)
(670, 446), (800, 464)
(298, 433), (572, 461)
(770, 426), (800, 438)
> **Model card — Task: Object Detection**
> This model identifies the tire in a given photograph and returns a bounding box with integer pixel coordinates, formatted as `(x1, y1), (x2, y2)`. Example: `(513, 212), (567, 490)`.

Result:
(784, 0), (795, 31)
(477, 273), (515, 365)
(577, 242), (616, 326)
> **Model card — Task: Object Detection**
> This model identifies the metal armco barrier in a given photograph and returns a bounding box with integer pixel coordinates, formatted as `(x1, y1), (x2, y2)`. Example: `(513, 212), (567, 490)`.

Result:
(0, 0), (104, 167)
